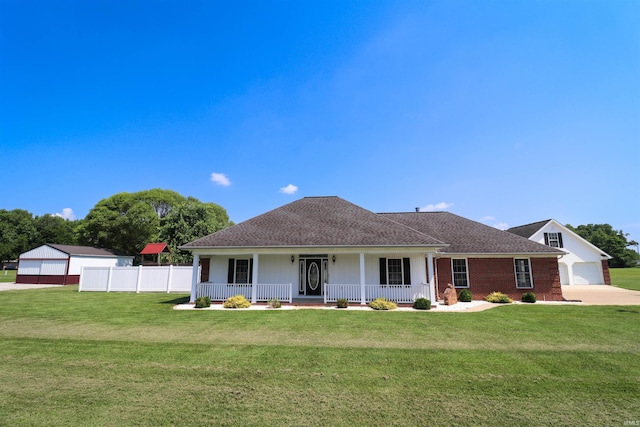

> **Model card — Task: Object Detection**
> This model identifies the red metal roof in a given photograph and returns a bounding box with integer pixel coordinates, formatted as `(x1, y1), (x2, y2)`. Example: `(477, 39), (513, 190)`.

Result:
(140, 243), (171, 255)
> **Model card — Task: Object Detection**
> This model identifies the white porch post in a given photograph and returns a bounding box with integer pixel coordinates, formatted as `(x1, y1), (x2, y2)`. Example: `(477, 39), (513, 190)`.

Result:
(359, 252), (366, 305)
(190, 254), (199, 303)
(251, 253), (259, 303)
(427, 252), (436, 302)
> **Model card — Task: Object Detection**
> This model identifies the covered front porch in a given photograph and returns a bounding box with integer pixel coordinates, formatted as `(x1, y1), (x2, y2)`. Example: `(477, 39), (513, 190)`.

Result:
(189, 249), (437, 305)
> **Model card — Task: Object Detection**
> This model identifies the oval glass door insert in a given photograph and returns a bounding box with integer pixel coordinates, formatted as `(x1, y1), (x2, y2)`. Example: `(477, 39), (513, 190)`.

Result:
(308, 262), (319, 291)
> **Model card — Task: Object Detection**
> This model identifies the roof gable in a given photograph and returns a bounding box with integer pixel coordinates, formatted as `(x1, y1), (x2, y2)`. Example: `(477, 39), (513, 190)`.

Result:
(522, 220), (612, 259)
(506, 220), (552, 239)
(141, 243), (171, 255)
(382, 212), (563, 255)
(183, 196), (446, 249)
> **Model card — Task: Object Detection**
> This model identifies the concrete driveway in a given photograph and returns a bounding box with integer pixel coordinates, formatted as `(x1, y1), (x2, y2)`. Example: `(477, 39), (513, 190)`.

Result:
(561, 285), (640, 305)
(0, 283), (62, 291)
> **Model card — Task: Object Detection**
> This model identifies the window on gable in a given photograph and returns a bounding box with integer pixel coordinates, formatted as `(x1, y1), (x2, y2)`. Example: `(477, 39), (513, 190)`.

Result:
(514, 258), (533, 288)
(452, 259), (469, 288)
(544, 232), (563, 248)
(379, 258), (411, 285)
(227, 258), (253, 284)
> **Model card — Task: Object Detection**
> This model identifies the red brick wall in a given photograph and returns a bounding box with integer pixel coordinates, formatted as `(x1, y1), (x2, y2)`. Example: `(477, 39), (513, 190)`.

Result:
(435, 257), (563, 302)
(601, 260), (611, 286)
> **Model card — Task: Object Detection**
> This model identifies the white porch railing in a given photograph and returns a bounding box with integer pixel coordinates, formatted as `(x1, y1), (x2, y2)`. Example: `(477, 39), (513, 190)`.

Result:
(196, 283), (293, 303)
(324, 283), (430, 304)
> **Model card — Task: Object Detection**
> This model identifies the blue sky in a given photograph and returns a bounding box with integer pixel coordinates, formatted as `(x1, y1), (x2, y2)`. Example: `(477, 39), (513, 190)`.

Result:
(1, 0), (639, 244)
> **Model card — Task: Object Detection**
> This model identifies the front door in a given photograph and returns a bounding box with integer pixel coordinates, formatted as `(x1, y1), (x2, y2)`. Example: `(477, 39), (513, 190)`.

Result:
(305, 258), (322, 295)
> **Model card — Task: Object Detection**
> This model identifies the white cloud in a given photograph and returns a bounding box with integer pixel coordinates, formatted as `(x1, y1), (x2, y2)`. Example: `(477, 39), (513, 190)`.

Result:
(481, 215), (495, 221)
(494, 222), (509, 230)
(210, 172), (231, 186)
(280, 184), (298, 195)
(55, 208), (76, 220)
(419, 202), (453, 212)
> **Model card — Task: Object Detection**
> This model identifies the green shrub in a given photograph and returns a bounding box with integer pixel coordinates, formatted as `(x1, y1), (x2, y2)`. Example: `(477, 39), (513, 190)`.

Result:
(336, 298), (349, 308)
(223, 295), (251, 309)
(413, 298), (431, 310)
(484, 291), (513, 304)
(521, 292), (537, 303)
(194, 296), (211, 308)
(458, 289), (472, 302)
(369, 297), (397, 310)
(267, 298), (282, 308)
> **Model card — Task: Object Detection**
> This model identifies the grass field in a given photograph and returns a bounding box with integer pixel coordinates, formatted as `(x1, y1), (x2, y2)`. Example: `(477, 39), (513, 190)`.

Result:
(610, 267), (640, 291)
(0, 286), (638, 426)
(0, 269), (16, 283)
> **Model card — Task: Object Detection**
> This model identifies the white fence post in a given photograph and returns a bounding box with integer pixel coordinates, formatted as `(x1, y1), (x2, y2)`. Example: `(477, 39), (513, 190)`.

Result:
(251, 254), (258, 304)
(136, 265), (143, 293)
(106, 266), (113, 292)
(167, 264), (174, 293)
(79, 266), (85, 292)
(359, 253), (366, 305)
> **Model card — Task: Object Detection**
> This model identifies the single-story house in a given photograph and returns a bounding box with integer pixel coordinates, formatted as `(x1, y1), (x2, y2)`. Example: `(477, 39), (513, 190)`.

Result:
(16, 244), (133, 285)
(507, 220), (612, 286)
(180, 197), (565, 303)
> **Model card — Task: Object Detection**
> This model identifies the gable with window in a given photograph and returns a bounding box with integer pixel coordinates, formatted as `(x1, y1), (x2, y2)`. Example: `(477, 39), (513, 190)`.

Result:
(544, 232), (563, 248)
(379, 258), (411, 285)
(227, 258), (253, 284)
(514, 258), (533, 288)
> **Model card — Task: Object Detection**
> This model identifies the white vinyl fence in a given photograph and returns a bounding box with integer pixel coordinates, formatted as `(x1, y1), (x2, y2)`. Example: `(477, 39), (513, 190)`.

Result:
(79, 265), (193, 293)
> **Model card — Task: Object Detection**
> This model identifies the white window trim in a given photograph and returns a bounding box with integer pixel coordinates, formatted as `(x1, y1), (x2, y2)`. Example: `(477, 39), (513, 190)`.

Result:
(514, 258), (534, 289)
(547, 232), (561, 248)
(387, 258), (404, 285)
(234, 259), (250, 284)
(451, 258), (470, 288)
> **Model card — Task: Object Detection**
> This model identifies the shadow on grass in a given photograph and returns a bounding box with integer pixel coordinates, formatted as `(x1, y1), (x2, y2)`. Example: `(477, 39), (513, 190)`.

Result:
(616, 308), (639, 313)
(159, 296), (190, 305)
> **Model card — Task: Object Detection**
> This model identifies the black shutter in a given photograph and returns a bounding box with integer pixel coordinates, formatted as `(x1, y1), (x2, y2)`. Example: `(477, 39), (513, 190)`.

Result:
(249, 258), (254, 284)
(403, 258), (411, 285)
(544, 233), (549, 246)
(379, 258), (387, 285)
(227, 258), (235, 284)
(558, 233), (564, 248)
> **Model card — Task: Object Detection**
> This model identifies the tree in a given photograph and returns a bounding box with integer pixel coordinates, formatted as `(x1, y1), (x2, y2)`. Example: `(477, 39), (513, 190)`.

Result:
(136, 189), (187, 218)
(0, 209), (37, 262)
(159, 197), (233, 263)
(76, 189), (232, 263)
(76, 192), (159, 257)
(33, 215), (77, 246)
(566, 223), (640, 268)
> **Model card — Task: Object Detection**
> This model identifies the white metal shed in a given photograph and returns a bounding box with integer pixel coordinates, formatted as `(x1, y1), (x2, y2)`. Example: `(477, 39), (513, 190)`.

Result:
(17, 244), (133, 285)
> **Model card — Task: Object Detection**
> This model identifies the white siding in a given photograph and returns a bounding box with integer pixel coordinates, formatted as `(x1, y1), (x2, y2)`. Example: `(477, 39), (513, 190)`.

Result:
(19, 245), (67, 259)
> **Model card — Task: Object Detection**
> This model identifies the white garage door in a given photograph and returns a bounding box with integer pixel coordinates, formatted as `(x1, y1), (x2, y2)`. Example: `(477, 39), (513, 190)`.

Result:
(573, 263), (602, 285)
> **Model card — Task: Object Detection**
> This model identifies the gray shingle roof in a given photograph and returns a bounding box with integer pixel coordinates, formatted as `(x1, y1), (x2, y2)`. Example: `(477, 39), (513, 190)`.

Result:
(183, 196), (446, 248)
(47, 244), (127, 257)
(381, 212), (562, 255)
(506, 220), (551, 239)
(183, 197), (563, 255)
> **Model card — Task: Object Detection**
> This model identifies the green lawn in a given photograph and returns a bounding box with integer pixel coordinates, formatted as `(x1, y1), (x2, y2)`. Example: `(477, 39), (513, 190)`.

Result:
(610, 267), (640, 291)
(0, 287), (638, 426)
(0, 269), (16, 283)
